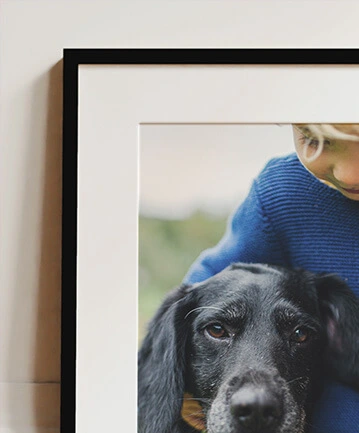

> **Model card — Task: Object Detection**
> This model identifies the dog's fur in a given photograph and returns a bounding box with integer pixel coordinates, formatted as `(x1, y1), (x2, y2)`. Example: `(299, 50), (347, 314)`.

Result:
(138, 263), (359, 433)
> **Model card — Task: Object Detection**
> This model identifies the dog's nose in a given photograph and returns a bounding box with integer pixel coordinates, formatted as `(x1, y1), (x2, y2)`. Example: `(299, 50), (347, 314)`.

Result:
(230, 386), (281, 432)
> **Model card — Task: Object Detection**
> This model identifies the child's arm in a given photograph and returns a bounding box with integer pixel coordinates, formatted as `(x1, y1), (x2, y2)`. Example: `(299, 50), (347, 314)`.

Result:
(182, 179), (288, 285)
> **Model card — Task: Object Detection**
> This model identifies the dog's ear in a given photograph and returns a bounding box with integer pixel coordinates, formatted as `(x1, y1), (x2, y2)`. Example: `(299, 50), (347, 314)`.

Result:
(138, 284), (195, 433)
(315, 274), (359, 390)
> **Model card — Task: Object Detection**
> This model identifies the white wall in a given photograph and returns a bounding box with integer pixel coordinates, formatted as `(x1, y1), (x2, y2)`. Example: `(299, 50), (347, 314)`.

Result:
(2, 1), (359, 431)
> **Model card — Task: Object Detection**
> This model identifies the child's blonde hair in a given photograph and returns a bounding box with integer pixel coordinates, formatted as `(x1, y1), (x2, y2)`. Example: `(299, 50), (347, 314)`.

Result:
(293, 124), (359, 162)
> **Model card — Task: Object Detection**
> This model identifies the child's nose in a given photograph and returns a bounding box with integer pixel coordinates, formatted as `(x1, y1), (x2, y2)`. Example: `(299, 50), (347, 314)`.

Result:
(333, 157), (359, 187)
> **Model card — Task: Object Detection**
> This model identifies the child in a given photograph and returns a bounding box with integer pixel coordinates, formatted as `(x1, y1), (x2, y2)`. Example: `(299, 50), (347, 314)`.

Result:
(182, 124), (359, 433)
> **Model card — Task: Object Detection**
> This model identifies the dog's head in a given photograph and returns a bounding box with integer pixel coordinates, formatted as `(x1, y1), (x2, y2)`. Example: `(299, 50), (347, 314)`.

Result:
(138, 264), (359, 433)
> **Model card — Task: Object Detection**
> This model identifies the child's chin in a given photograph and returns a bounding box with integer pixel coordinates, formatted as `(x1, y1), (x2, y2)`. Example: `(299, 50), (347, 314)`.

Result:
(342, 191), (359, 201)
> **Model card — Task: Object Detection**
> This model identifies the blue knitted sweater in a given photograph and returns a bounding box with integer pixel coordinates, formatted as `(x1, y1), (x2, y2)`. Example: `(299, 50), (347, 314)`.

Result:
(183, 153), (359, 433)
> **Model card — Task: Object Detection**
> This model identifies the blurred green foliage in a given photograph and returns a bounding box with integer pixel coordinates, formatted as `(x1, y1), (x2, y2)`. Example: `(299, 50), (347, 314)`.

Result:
(138, 211), (227, 343)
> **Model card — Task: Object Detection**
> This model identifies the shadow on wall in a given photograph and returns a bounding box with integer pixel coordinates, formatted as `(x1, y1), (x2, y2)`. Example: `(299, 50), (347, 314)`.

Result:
(6, 61), (62, 430)
(34, 60), (63, 428)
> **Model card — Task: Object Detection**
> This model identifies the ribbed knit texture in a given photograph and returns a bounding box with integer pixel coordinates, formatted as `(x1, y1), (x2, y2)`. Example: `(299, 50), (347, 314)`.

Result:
(183, 153), (359, 432)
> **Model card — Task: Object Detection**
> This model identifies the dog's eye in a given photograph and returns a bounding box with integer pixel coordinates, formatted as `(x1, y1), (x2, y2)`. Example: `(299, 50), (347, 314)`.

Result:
(205, 323), (228, 339)
(291, 327), (310, 344)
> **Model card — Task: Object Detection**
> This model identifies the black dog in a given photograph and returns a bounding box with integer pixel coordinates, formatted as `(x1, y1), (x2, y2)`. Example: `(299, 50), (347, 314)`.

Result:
(138, 263), (359, 433)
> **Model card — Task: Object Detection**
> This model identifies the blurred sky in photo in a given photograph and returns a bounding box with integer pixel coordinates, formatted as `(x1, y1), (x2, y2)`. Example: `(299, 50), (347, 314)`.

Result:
(139, 124), (294, 220)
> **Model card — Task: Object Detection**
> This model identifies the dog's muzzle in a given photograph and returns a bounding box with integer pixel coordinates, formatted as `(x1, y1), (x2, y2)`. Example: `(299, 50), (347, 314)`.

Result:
(207, 370), (304, 433)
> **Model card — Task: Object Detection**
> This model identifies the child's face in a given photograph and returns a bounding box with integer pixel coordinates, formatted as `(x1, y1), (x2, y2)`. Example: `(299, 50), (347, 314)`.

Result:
(293, 124), (359, 201)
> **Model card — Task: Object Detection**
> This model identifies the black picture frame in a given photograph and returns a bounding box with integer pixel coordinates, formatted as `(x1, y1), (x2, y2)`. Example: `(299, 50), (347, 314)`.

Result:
(61, 48), (359, 432)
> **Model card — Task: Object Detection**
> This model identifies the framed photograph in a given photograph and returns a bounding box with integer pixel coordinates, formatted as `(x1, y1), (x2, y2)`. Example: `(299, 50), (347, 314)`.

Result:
(62, 48), (359, 433)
